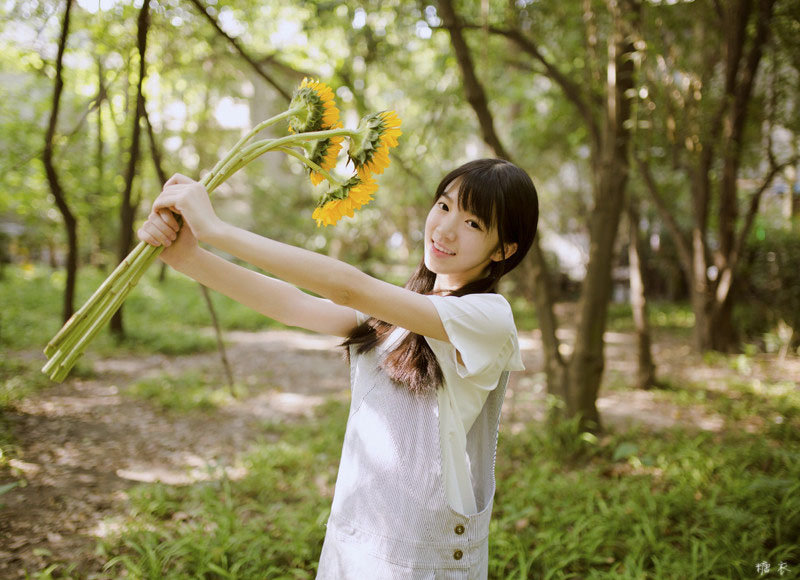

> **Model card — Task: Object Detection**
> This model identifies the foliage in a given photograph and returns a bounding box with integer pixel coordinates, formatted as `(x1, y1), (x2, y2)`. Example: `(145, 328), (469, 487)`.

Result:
(737, 219), (800, 351)
(606, 300), (695, 334)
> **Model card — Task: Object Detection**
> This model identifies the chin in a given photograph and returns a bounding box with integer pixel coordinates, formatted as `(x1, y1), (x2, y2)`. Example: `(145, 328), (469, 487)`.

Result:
(423, 253), (442, 274)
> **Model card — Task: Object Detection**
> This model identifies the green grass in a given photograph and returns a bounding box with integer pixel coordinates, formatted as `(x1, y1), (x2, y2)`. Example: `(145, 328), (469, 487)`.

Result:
(97, 400), (348, 580)
(606, 301), (695, 334)
(125, 371), (248, 413)
(85, 384), (800, 580)
(0, 263), (285, 353)
(4, 263), (799, 578)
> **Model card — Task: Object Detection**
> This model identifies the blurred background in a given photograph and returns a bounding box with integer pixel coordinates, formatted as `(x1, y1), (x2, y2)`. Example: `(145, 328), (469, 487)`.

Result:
(1, 0), (799, 578)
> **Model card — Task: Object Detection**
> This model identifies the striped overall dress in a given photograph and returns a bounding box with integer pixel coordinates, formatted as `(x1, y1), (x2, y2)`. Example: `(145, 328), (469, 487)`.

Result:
(316, 335), (509, 579)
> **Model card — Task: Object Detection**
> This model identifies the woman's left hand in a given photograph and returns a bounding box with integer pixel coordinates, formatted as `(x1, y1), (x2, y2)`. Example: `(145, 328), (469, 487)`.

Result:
(151, 173), (223, 243)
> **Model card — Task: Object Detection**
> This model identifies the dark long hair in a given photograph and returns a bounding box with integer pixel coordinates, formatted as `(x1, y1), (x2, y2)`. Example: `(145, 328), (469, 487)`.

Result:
(343, 158), (539, 393)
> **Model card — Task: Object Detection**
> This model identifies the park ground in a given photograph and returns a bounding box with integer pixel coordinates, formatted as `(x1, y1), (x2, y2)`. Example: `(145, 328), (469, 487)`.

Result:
(1, 269), (799, 578)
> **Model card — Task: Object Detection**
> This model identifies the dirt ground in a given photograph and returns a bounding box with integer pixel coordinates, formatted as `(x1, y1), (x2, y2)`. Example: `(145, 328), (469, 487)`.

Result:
(1, 327), (797, 578)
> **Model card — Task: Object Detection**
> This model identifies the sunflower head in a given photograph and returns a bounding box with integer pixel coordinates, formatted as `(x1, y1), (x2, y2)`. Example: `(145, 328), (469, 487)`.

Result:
(312, 175), (378, 227)
(347, 111), (402, 180)
(288, 78), (340, 134)
(307, 122), (344, 186)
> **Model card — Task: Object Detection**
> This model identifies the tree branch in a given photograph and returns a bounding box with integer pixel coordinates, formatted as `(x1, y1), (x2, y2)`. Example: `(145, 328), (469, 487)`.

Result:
(142, 97), (236, 391)
(436, 0), (511, 160)
(142, 101), (166, 185)
(186, 0), (292, 102)
(42, 0), (77, 322)
(447, 21), (602, 147)
(635, 156), (693, 275)
(111, 0), (151, 335)
(436, 0), (564, 382)
(734, 157), (797, 266)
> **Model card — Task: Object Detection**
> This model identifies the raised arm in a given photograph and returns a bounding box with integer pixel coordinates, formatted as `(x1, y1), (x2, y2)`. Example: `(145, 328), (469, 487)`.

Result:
(142, 174), (448, 341)
(138, 203), (358, 337)
(203, 222), (448, 341)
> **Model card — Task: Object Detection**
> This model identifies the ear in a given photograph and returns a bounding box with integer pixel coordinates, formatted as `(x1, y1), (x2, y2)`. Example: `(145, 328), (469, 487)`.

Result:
(491, 242), (517, 262)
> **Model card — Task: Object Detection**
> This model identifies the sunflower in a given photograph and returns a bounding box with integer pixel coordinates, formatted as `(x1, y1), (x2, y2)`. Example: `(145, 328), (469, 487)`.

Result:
(312, 175), (379, 227)
(347, 111), (402, 181)
(308, 122), (344, 186)
(288, 78), (340, 134)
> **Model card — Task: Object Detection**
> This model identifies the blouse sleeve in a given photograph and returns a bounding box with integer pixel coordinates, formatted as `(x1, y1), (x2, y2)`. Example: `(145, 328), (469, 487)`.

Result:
(424, 293), (525, 384)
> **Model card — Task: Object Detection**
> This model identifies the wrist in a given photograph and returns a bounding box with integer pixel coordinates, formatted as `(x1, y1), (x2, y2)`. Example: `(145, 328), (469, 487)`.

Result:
(203, 218), (233, 247)
(162, 243), (203, 272)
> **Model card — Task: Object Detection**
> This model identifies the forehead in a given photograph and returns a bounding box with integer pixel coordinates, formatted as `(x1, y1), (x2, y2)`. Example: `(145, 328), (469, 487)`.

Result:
(443, 177), (461, 196)
(441, 178), (480, 216)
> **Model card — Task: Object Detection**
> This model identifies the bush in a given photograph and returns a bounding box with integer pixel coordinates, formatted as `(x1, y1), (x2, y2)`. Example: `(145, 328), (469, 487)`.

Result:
(737, 220), (800, 352)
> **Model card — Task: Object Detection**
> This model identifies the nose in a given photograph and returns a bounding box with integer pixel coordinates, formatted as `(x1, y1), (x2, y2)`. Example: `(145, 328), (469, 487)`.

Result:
(435, 213), (457, 241)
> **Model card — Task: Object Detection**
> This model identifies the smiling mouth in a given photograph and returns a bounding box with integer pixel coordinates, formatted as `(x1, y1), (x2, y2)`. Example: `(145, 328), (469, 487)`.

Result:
(432, 240), (455, 255)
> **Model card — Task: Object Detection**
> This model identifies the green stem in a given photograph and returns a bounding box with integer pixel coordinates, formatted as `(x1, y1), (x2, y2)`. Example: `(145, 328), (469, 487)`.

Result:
(44, 241), (147, 355)
(50, 247), (162, 382)
(43, 243), (162, 377)
(202, 108), (301, 183)
(207, 127), (356, 190)
(42, 290), (116, 375)
(42, 110), (351, 381)
(276, 146), (344, 187)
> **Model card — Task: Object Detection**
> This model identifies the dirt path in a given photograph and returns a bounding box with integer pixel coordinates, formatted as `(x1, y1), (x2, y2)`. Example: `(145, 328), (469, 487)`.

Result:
(1, 327), (794, 577)
(0, 330), (349, 578)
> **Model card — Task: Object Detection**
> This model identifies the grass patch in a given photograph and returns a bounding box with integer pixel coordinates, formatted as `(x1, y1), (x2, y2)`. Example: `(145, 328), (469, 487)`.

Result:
(510, 294), (538, 332)
(90, 393), (800, 579)
(1, 263), (285, 354)
(0, 356), (72, 469)
(607, 301), (695, 334)
(491, 424), (800, 579)
(125, 371), (248, 413)
(98, 400), (348, 579)
(0, 357), (55, 410)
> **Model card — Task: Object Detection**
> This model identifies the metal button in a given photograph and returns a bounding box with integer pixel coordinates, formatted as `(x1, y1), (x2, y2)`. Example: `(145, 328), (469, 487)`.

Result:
(453, 550), (463, 560)
(454, 524), (465, 535)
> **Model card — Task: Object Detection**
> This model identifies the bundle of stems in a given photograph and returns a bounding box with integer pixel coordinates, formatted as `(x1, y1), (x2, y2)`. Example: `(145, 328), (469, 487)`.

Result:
(42, 109), (353, 382)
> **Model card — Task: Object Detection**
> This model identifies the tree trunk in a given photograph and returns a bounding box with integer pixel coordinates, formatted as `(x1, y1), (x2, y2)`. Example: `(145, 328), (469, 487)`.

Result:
(555, 0), (639, 431)
(92, 55), (106, 268)
(438, 0), (638, 432)
(110, 0), (150, 337)
(436, 0), (564, 397)
(627, 202), (656, 389)
(566, 164), (628, 429)
(668, 0), (775, 354)
(42, 0), (77, 324)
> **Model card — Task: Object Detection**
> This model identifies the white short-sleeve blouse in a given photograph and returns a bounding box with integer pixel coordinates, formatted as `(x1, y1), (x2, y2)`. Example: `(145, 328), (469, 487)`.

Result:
(424, 293), (524, 515)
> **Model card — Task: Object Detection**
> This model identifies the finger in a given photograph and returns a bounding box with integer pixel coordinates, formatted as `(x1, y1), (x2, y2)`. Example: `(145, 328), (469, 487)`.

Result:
(137, 225), (162, 247)
(149, 213), (177, 240)
(156, 209), (181, 232)
(152, 193), (180, 214)
(164, 173), (194, 187)
(141, 220), (173, 246)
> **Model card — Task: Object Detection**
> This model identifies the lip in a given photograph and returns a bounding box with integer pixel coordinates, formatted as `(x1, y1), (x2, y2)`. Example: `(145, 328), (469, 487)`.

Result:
(431, 240), (455, 257)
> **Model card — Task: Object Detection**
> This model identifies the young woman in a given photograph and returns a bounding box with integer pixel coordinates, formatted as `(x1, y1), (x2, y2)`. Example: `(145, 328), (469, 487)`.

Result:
(138, 157), (539, 579)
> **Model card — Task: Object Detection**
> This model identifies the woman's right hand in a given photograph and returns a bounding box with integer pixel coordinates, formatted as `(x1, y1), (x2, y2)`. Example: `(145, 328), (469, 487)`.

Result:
(137, 209), (198, 268)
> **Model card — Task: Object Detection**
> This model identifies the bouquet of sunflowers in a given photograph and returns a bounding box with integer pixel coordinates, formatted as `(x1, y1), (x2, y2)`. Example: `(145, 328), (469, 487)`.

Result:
(42, 79), (401, 382)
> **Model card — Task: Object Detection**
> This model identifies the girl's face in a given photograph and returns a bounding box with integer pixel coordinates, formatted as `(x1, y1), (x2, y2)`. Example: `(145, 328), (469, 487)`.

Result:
(423, 179), (514, 293)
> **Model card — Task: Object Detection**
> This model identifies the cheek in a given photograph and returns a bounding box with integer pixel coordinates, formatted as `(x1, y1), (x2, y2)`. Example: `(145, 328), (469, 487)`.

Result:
(424, 210), (437, 235)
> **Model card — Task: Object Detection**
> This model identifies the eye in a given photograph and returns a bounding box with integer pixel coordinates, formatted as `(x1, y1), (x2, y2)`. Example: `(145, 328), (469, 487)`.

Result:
(467, 219), (483, 231)
(437, 201), (449, 211)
